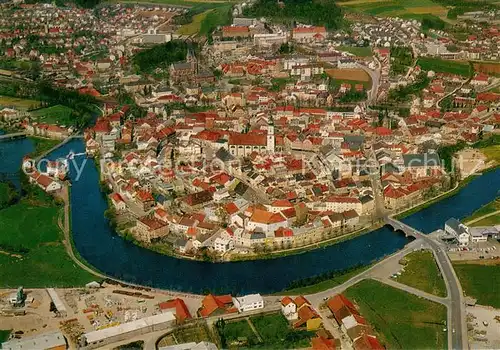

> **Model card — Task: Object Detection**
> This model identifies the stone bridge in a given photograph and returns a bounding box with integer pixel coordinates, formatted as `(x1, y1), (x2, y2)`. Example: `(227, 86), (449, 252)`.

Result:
(384, 216), (423, 239)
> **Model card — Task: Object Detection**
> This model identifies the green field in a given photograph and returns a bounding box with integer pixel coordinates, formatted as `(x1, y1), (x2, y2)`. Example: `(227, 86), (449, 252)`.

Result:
(177, 4), (231, 36)
(0, 96), (40, 110)
(345, 279), (447, 349)
(0, 187), (95, 288)
(28, 137), (61, 158)
(396, 250), (447, 297)
(31, 105), (75, 126)
(463, 198), (500, 225)
(281, 264), (370, 295)
(250, 313), (314, 349)
(337, 45), (373, 57)
(339, 0), (449, 18)
(220, 319), (259, 346)
(481, 145), (500, 164)
(453, 262), (500, 308)
(177, 9), (213, 35)
(416, 57), (472, 77)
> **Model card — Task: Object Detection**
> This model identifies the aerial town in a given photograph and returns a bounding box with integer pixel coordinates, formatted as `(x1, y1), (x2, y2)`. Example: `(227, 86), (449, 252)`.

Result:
(0, 0), (499, 348)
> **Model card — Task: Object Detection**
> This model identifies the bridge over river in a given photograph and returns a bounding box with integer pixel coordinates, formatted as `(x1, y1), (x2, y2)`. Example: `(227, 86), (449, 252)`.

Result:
(385, 216), (467, 350)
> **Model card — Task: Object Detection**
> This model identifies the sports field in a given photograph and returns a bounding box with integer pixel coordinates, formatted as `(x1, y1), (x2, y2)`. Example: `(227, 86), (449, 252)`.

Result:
(338, 0), (448, 19)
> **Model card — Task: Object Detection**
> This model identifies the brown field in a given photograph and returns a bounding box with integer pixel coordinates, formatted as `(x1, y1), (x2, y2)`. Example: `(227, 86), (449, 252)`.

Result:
(472, 62), (500, 75)
(407, 6), (447, 14)
(325, 68), (371, 82)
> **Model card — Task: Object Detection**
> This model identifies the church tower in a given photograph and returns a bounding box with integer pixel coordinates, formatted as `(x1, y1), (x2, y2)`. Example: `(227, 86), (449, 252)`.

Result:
(267, 117), (275, 153)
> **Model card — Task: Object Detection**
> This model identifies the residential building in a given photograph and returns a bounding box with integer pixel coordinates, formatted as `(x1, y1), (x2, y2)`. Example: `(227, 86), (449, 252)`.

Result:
(232, 293), (264, 312)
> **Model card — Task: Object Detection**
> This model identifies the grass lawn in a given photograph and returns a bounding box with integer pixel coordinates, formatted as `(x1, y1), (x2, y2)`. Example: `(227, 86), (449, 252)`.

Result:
(481, 145), (500, 164)
(463, 197), (500, 225)
(472, 215), (500, 226)
(220, 319), (258, 346)
(0, 96), (40, 110)
(416, 57), (472, 77)
(31, 105), (75, 126)
(453, 262), (500, 308)
(27, 136), (61, 158)
(281, 264), (371, 295)
(345, 279), (447, 349)
(250, 313), (314, 349)
(177, 9), (213, 35)
(0, 190), (95, 288)
(173, 323), (212, 344)
(396, 250), (447, 297)
(337, 45), (372, 57)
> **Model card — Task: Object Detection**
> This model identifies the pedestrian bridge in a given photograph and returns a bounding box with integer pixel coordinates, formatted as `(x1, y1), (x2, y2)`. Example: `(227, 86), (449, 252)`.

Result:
(384, 217), (423, 239)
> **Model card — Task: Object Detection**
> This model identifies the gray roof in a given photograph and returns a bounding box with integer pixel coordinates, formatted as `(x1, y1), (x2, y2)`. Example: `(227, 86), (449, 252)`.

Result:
(250, 232), (266, 239)
(172, 62), (193, 70)
(2, 331), (66, 350)
(403, 154), (441, 167)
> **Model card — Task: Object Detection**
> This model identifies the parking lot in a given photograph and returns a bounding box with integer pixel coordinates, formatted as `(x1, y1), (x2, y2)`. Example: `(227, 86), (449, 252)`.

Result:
(448, 240), (500, 261)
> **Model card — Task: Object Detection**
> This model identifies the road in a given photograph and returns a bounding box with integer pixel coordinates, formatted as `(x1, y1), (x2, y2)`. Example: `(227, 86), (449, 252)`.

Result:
(464, 209), (500, 225)
(305, 238), (424, 304)
(385, 217), (467, 350)
(436, 76), (472, 109)
(357, 61), (381, 105)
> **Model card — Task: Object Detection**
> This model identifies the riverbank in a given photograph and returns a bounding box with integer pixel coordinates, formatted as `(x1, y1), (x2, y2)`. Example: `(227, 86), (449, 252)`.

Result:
(397, 164), (499, 220)
(229, 222), (384, 262)
(4, 136), (498, 294)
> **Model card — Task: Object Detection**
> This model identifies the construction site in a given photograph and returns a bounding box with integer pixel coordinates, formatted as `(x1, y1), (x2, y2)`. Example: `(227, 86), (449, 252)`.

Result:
(0, 282), (204, 348)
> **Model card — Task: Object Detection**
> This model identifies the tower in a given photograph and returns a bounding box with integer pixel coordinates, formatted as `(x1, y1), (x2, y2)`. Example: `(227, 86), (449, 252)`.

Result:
(267, 117), (275, 153)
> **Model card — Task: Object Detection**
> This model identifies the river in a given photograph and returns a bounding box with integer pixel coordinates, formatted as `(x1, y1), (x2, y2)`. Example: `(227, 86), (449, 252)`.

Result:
(1, 136), (499, 294)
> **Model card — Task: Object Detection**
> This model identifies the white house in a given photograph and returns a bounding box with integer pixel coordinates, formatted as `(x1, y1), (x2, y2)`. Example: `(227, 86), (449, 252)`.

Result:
(445, 218), (470, 247)
(280, 296), (298, 320)
(232, 294), (264, 313)
(213, 237), (234, 253)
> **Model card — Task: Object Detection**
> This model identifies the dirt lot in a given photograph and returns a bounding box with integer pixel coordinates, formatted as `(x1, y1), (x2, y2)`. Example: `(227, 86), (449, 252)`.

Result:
(325, 68), (371, 82)
(468, 305), (500, 349)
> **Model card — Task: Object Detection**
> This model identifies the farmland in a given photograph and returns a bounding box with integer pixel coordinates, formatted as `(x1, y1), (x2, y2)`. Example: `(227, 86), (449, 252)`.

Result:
(345, 279), (447, 349)
(325, 68), (371, 82)
(326, 68), (373, 89)
(338, 0), (448, 19)
(416, 57), (473, 77)
(0, 96), (40, 110)
(177, 9), (213, 35)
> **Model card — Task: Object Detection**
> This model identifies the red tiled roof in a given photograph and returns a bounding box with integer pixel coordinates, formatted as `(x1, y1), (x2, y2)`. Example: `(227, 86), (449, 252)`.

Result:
(159, 298), (191, 322)
(199, 294), (235, 317)
(312, 336), (337, 350)
(327, 294), (359, 323)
